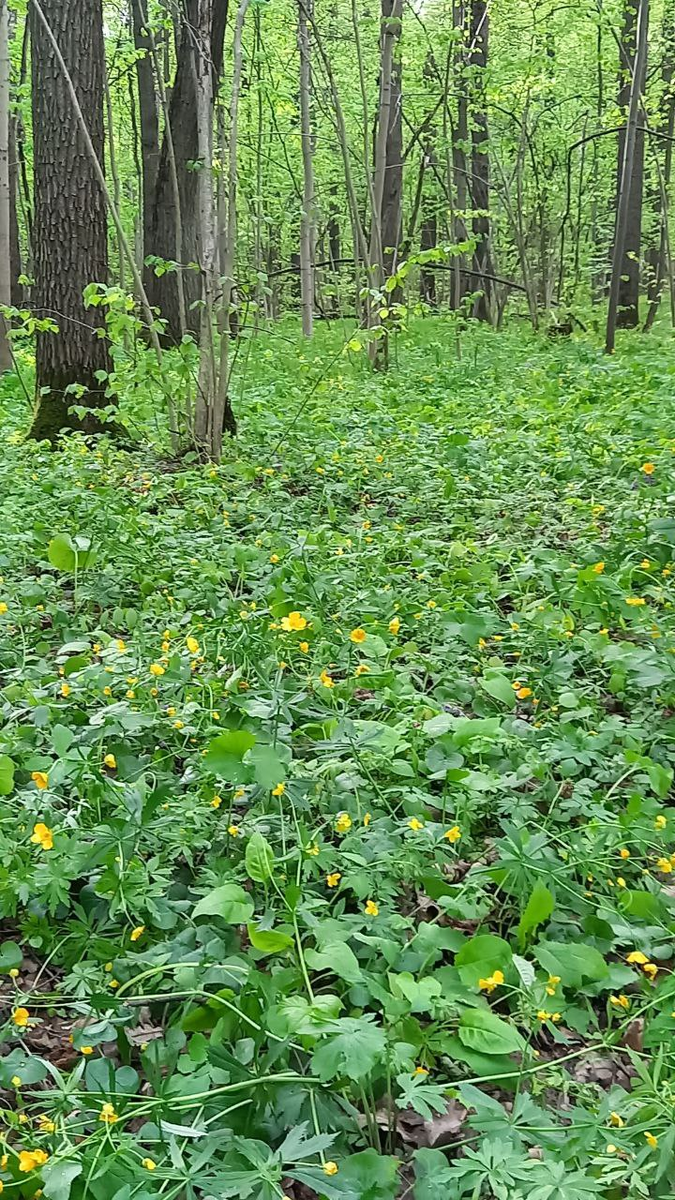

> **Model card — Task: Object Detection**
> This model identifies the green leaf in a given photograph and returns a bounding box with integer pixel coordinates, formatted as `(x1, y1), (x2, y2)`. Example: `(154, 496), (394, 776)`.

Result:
(0, 941), (22, 973)
(205, 730), (257, 779)
(305, 941), (363, 983)
(0, 755), (14, 796)
(455, 933), (512, 986)
(311, 1016), (386, 1082)
(518, 881), (554, 944)
(247, 924), (293, 954)
(245, 831), (275, 883)
(248, 743), (288, 789)
(413, 1149), (457, 1200)
(47, 533), (96, 571)
(193, 884), (254, 924)
(534, 941), (608, 989)
(42, 1161), (83, 1200)
(458, 1007), (526, 1056)
(479, 672), (516, 709)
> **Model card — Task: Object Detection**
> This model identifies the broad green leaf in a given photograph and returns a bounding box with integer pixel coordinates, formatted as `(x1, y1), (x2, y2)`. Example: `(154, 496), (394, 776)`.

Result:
(311, 1016), (386, 1081)
(534, 941), (608, 989)
(455, 933), (512, 987)
(0, 941), (22, 973)
(205, 730), (256, 780)
(458, 1007), (526, 1056)
(479, 672), (516, 709)
(305, 941), (363, 983)
(247, 924), (293, 954)
(0, 755), (14, 796)
(42, 1160), (83, 1200)
(245, 831), (275, 883)
(518, 881), (554, 944)
(248, 743), (288, 789)
(193, 884), (254, 924)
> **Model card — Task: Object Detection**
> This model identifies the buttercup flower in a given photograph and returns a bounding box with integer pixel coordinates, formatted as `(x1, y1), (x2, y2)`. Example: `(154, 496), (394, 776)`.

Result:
(645, 1132), (658, 1148)
(130, 925), (145, 942)
(30, 823), (53, 851)
(103, 753), (117, 769)
(625, 597), (646, 607)
(408, 818), (424, 831)
(142, 1159), (157, 1171)
(627, 951), (648, 965)
(228, 824), (240, 837)
(186, 636), (200, 654)
(641, 463), (655, 475)
(655, 814), (667, 830)
(12, 1007), (29, 1027)
(18, 1150), (49, 1172)
(31, 771), (49, 791)
(326, 872), (341, 888)
(323, 1162), (338, 1176)
(272, 782), (286, 797)
(444, 825), (461, 843)
(478, 970), (504, 994)
(389, 616), (400, 635)
(350, 628), (367, 644)
(99, 1102), (118, 1124)
(336, 812), (352, 833)
(281, 611), (308, 632)
(592, 562), (605, 574)
(364, 900), (379, 917)
(149, 663), (165, 676)
(319, 669), (334, 688)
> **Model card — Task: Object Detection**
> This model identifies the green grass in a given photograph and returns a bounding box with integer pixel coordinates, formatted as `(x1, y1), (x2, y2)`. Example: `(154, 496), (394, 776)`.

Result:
(1, 319), (675, 1200)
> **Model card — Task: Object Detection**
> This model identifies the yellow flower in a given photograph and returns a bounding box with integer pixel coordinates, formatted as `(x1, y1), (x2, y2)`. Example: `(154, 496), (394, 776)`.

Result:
(31, 771), (49, 791)
(30, 823), (54, 851)
(408, 817), (424, 831)
(161, 641), (170, 652)
(149, 663), (165, 676)
(444, 825), (461, 843)
(643, 962), (658, 979)
(644, 1132), (658, 1148)
(272, 782), (286, 797)
(389, 616), (400, 635)
(363, 812), (371, 826)
(299, 641), (309, 653)
(116, 639), (127, 652)
(281, 611), (308, 632)
(12, 1007), (29, 1027)
(130, 925), (145, 942)
(0, 602), (7, 614)
(655, 814), (667, 830)
(592, 562), (605, 574)
(336, 812), (352, 833)
(142, 1159), (157, 1171)
(478, 970), (504, 994)
(516, 686), (532, 700)
(211, 795), (223, 809)
(656, 857), (672, 873)
(186, 636), (200, 655)
(625, 596), (646, 607)
(326, 872), (341, 888)
(11, 1075), (21, 1087)
(38, 1116), (55, 1133)
(616, 876), (626, 888)
(323, 1162), (339, 1176)
(350, 628), (367, 644)
(99, 1102), (118, 1124)
(103, 753), (117, 769)
(319, 669), (334, 688)
(364, 900), (379, 917)
(270, 554), (280, 564)
(81, 1046), (93, 1055)
(354, 664), (370, 676)
(619, 848), (630, 859)
(537, 1010), (551, 1021)
(641, 559), (652, 569)
(228, 824), (240, 837)
(609, 1112), (624, 1128)
(606, 1144), (617, 1155)
(627, 951), (649, 965)
(60, 682), (71, 697)
(546, 973), (561, 996)
(641, 462), (655, 475)
(18, 1150), (49, 1172)
(306, 843), (320, 856)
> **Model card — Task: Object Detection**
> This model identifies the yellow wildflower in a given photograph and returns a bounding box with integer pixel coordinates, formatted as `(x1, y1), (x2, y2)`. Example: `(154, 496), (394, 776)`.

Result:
(130, 925), (145, 942)
(444, 825), (461, 843)
(81, 1046), (93, 1055)
(60, 683), (70, 698)
(516, 686), (532, 699)
(211, 795), (223, 809)
(656, 857), (672, 873)
(319, 669), (334, 688)
(30, 823), (54, 851)
(389, 616), (400, 635)
(299, 641), (309, 652)
(655, 814), (667, 830)
(326, 872), (341, 888)
(228, 824), (240, 837)
(625, 597), (646, 607)
(363, 812), (371, 826)
(641, 559), (652, 569)
(142, 1159), (157, 1171)
(103, 753), (117, 769)
(408, 818), (424, 831)
(336, 812), (352, 833)
(592, 562), (605, 574)
(186, 636), (200, 655)
(149, 663), (165, 676)
(272, 782), (286, 797)
(18, 1150), (49, 1172)
(478, 970), (504, 994)
(627, 951), (649, 964)
(12, 1007), (29, 1028)
(323, 1163), (339, 1176)
(609, 1112), (624, 1128)
(619, 848), (630, 859)
(31, 771), (49, 791)
(350, 628), (367, 644)
(38, 1116), (55, 1133)
(0, 602), (7, 614)
(281, 611), (308, 632)
(641, 463), (655, 475)
(98, 1103), (118, 1124)
(645, 1132), (658, 1148)
(364, 900), (379, 917)
(354, 664), (370, 676)
(643, 962), (658, 979)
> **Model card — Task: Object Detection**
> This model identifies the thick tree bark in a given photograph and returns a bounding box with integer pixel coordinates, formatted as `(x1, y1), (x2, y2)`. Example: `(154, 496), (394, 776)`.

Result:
(615, 0), (649, 328)
(644, 0), (675, 329)
(130, 0), (159, 269)
(29, 0), (111, 440)
(144, 0), (228, 343)
(607, 0), (649, 351)
(0, 0), (11, 371)
(469, 0), (494, 323)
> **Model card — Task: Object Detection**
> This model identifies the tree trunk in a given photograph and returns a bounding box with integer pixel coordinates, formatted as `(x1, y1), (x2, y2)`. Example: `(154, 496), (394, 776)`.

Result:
(297, 0), (315, 337)
(0, 0), (12, 371)
(130, 0), (159, 269)
(607, 0), (649, 351)
(380, 0), (403, 278)
(9, 115), (22, 306)
(452, 2), (469, 307)
(469, 0), (494, 323)
(615, 0), (649, 328)
(644, 0), (675, 330)
(29, 0), (111, 439)
(144, 0), (228, 344)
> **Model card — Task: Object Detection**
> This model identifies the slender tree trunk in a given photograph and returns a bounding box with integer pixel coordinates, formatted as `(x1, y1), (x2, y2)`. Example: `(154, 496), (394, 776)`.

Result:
(29, 0), (111, 439)
(145, 0), (228, 343)
(452, 2), (469, 307)
(193, 0), (218, 451)
(0, 0), (12, 371)
(469, 0), (494, 323)
(297, 0), (315, 337)
(644, 0), (675, 330)
(615, 0), (649, 328)
(9, 114), (21, 306)
(130, 0), (158, 270)
(380, 0), (403, 278)
(607, 0), (649, 351)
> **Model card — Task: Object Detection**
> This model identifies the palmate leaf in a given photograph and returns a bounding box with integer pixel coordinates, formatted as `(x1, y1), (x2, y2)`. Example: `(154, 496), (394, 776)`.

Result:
(311, 1015), (386, 1082)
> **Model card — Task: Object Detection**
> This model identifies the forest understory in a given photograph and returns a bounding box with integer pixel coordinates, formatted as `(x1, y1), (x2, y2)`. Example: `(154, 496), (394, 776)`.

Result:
(1, 319), (675, 1200)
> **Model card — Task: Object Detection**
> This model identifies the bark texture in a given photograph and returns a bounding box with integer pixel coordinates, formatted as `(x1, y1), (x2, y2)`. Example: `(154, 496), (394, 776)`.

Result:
(130, 0), (159, 268)
(144, 0), (228, 343)
(30, 0), (111, 440)
(469, 0), (494, 322)
(380, 0), (403, 277)
(615, 0), (649, 328)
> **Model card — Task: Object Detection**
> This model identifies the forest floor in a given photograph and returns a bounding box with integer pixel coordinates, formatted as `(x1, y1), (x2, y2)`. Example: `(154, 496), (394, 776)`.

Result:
(0, 318), (675, 1199)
